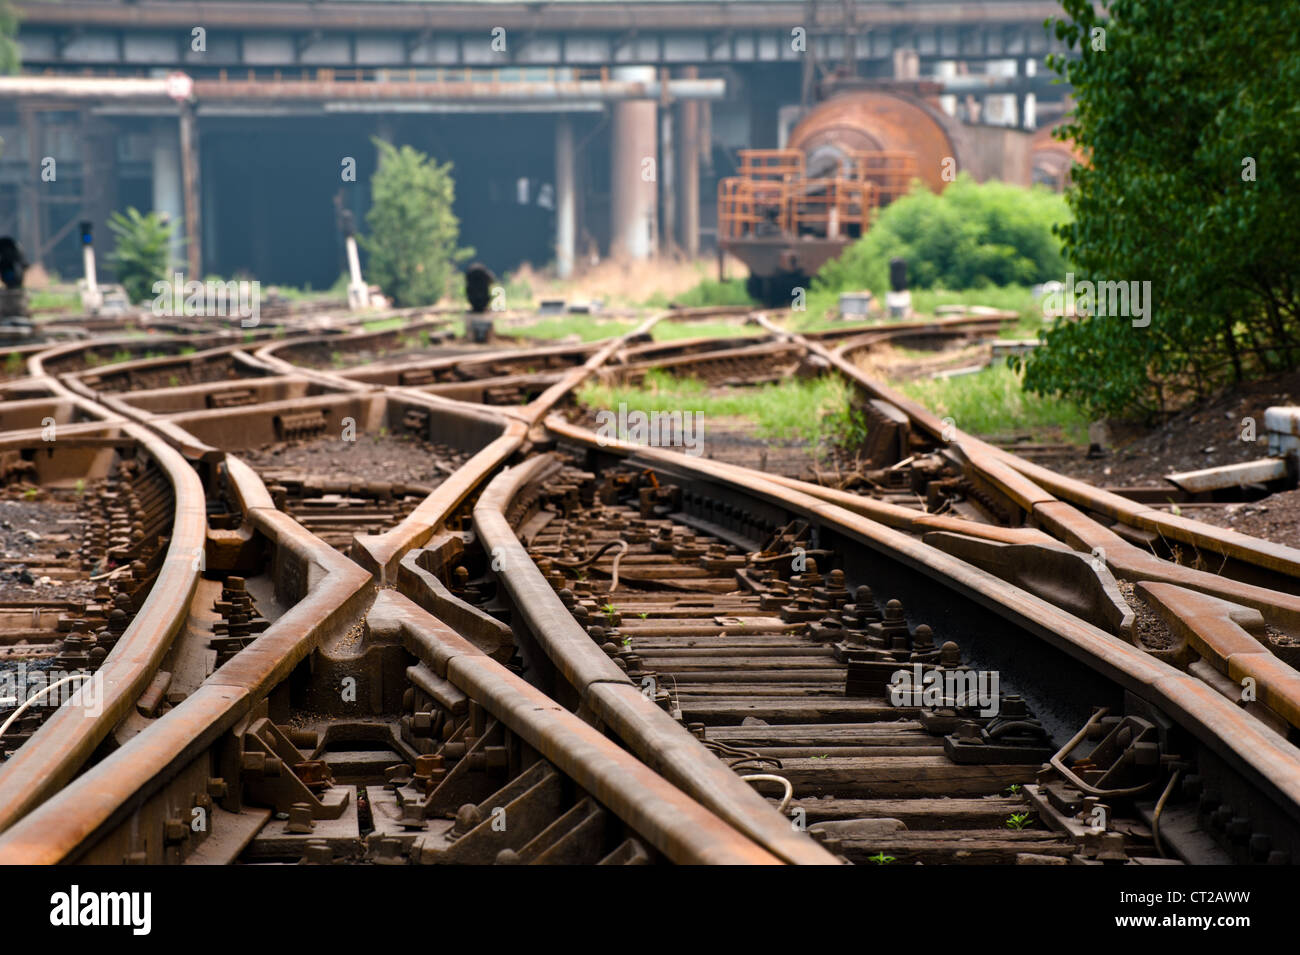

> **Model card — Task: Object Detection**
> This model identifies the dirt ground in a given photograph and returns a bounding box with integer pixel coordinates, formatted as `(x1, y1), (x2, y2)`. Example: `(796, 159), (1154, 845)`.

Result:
(1174, 490), (1300, 546)
(0, 492), (95, 601)
(1026, 371), (1300, 548)
(1039, 371), (1300, 488)
(241, 432), (472, 486)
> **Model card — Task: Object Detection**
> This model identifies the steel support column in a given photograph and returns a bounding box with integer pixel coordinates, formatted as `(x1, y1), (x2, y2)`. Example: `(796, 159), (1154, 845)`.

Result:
(679, 66), (700, 259)
(152, 120), (185, 270)
(555, 115), (576, 279)
(178, 101), (202, 278)
(609, 66), (657, 261)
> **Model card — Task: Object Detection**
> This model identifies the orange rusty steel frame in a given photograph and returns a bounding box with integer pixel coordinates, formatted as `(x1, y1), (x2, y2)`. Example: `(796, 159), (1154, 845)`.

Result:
(719, 148), (913, 243)
(737, 148), (805, 181)
(852, 151), (920, 207)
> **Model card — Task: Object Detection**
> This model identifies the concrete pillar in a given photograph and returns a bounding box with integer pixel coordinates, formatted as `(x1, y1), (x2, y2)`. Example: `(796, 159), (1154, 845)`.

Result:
(178, 102), (202, 278)
(20, 108), (43, 268)
(555, 115), (576, 279)
(679, 67), (700, 259)
(892, 49), (920, 80)
(609, 65), (657, 261)
(151, 120), (184, 271)
(937, 61), (958, 117)
(1022, 58), (1037, 130)
(660, 103), (675, 255)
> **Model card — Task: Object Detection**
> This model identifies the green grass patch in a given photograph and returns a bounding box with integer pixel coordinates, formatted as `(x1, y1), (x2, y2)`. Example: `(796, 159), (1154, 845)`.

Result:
(273, 273), (349, 302)
(362, 316), (407, 333)
(28, 289), (82, 312)
(891, 363), (1089, 444)
(578, 368), (860, 446)
(500, 315), (636, 342)
(790, 285), (1044, 339)
(644, 277), (754, 310)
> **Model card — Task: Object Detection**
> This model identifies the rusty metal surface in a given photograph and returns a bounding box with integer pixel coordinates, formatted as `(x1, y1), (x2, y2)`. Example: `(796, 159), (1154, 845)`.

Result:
(0, 365), (206, 831)
(380, 589), (780, 865)
(4, 303), (1300, 865)
(540, 414), (1300, 835)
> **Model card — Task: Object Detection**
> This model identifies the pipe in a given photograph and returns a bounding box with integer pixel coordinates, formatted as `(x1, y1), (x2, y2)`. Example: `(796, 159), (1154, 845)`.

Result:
(0, 77), (727, 104)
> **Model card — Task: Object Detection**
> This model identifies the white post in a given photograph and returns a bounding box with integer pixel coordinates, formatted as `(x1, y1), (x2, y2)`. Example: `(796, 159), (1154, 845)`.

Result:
(345, 234), (369, 310)
(555, 116), (575, 279)
(79, 221), (102, 312)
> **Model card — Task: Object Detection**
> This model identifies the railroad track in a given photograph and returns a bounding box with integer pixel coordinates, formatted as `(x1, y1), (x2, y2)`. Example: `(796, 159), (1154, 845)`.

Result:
(0, 305), (1297, 869)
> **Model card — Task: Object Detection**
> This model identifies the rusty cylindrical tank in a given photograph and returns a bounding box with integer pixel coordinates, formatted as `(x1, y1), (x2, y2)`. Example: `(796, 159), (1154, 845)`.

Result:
(1030, 123), (1087, 191)
(786, 90), (958, 192)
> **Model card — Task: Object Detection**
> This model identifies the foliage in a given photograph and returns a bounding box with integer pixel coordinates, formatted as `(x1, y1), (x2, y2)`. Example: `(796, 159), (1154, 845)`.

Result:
(499, 315), (636, 343)
(892, 364), (1089, 445)
(0, 0), (19, 75)
(106, 208), (176, 304)
(1017, 0), (1300, 421)
(791, 285), (1044, 339)
(814, 175), (1069, 296)
(651, 320), (754, 342)
(273, 273), (349, 302)
(643, 277), (754, 310)
(360, 139), (472, 307)
(28, 288), (82, 313)
(578, 369), (860, 447)
(499, 272), (534, 308)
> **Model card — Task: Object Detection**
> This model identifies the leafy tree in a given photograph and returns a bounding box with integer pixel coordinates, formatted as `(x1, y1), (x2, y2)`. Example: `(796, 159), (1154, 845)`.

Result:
(106, 208), (176, 304)
(1017, 0), (1300, 421)
(360, 139), (472, 307)
(0, 0), (19, 75)
(814, 174), (1069, 296)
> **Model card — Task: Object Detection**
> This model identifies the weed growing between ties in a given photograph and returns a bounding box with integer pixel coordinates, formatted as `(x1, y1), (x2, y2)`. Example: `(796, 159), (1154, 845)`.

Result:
(891, 363), (1090, 445)
(579, 368), (864, 449)
(499, 316), (637, 342)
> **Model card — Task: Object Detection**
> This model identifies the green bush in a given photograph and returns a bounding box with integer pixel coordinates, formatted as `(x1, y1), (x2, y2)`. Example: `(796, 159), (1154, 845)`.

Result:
(0, 0), (19, 75)
(1018, 0), (1300, 421)
(814, 174), (1069, 297)
(106, 208), (176, 304)
(672, 278), (754, 308)
(360, 139), (472, 307)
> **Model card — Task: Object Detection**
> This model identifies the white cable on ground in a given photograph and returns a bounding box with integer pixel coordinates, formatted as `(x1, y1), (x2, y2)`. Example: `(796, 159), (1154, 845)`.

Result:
(740, 773), (794, 813)
(0, 674), (94, 739)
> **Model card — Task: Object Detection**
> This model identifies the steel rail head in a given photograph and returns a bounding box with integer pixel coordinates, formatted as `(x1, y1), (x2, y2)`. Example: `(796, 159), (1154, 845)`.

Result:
(544, 415), (1300, 823)
(0, 448), (373, 862)
(377, 589), (783, 865)
(0, 418), (205, 836)
(471, 452), (840, 865)
(812, 332), (1300, 585)
(0, 306), (774, 862)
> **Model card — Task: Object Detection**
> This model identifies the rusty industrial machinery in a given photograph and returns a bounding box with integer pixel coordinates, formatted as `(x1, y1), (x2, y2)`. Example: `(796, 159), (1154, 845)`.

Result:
(1031, 122), (1088, 191)
(719, 90), (955, 304)
(0, 292), (1296, 917)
